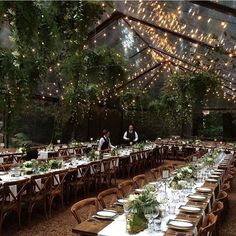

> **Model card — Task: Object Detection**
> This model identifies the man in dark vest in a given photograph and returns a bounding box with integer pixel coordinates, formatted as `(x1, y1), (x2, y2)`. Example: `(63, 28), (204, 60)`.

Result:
(98, 129), (114, 152)
(123, 124), (138, 145)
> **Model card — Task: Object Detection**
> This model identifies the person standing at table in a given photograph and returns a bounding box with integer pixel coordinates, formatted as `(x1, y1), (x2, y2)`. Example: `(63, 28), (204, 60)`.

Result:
(98, 129), (115, 152)
(123, 124), (138, 145)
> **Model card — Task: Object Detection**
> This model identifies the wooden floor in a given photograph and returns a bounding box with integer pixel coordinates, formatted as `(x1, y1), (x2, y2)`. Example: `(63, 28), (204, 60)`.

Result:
(2, 160), (235, 236)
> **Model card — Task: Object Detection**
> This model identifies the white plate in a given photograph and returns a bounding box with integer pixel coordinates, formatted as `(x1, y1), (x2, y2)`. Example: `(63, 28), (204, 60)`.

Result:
(168, 220), (194, 229)
(208, 175), (220, 179)
(117, 199), (128, 204)
(179, 205), (201, 213)
(0, 171), (8, 175)
(206, 178), (218, 183)
(196, 187), (212, 193)
(211, 172), (221, 176)
(188, 195), (207, 201)
(95, 211), (117, 218)
(135, 189), (146, 193)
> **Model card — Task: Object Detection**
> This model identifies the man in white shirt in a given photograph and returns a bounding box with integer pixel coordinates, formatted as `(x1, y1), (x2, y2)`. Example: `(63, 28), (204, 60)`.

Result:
(123, 124), (138, 145)
(98, 129), (115, 152)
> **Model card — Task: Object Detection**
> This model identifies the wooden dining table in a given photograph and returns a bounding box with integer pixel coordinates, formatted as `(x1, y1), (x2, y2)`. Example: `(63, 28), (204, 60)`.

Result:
(72, 177), (221, 236)
(72, 151), (230, 236)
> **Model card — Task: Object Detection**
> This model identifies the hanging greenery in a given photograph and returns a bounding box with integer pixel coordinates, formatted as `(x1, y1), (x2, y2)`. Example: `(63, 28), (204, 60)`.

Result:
(147, 71), (222, 136)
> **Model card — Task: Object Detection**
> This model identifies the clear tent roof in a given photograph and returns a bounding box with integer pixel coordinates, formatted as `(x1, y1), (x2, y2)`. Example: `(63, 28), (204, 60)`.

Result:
(86, 1), (236, 102)
(33, 1), (236, 103)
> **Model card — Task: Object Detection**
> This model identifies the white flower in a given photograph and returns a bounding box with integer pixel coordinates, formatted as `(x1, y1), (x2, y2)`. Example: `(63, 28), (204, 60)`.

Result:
(129, 194), (138, 202)
(177, 173), (183, 179)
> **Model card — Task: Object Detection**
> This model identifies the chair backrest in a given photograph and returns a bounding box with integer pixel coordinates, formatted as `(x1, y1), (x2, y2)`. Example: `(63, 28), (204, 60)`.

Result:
(102, 158), (112, 173)
(97, 187), (120, 208)
(110, 157), (119, 170)
(133, 174), (146, 188)
(1, 178), (29, 207)
(150, 168), (160, 180)
(50, 169), (68, 192)
(30, 172), (51, 197)
(118, 180), (134, 198)
(199, 213), (217, 236)
(212, 201), (224, 217)
(71, 197), (99, 224)
(216, 190), (228, 203)
(58, 149), (68, 157)
(90, 161), (101, 175)
(77, 164), (90, 181)
(222, 182), (230, 193)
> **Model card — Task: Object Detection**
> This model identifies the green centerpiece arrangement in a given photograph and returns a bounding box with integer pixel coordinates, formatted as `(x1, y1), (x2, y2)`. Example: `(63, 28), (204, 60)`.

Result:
(202, 150), (219, 167)
(21, 159), (63, 174)
(170, 165), (196, 190)
(125, 187), (160, 234)
(111, 147), (118, 156)
(132, 143), (145, 152)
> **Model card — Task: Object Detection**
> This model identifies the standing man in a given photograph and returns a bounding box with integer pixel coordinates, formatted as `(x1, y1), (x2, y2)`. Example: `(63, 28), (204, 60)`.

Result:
(98, 129), (115, 152)
(123, 124), (138, 145)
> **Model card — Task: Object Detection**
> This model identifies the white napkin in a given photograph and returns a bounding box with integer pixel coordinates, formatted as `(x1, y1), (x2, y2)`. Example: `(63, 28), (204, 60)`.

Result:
(54, 174), (60, 186)
(8, 185), (17, 201)
(35, 179), (42, 192)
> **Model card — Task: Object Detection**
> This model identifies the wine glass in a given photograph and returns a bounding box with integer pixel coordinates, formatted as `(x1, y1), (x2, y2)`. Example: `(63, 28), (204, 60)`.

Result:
(152, 206), (159, 219)
(144, 207), (153, 233)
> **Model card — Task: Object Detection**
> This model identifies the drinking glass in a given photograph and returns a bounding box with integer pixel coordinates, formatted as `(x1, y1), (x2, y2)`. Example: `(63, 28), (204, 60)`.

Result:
(123, 202), (130, 216)
(144, 207), (153, 233)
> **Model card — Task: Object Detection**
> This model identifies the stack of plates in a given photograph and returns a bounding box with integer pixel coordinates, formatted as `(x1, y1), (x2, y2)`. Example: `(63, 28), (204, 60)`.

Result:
(179, 205), (202, 214)
(205, 178), (218, 183)
(195, 187), (212, 193)
(208, 175), (220, 179)
(94, 210), (117, 219)
(188, 194), (207, 202)
(116, 199), (128, 205)
(168, 219), (194, 230)
(214, 169), (224, 173)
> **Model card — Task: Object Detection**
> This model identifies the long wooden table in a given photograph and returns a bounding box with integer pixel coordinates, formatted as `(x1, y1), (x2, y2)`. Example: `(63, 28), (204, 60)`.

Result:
(72, 154), (229, 236)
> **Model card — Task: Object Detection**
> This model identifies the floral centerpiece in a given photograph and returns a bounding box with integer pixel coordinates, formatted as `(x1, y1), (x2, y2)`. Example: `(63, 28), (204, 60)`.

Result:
(132, 143), (145, 152)
(111, 147), (118, 156)
(125, 187), (160, 234)
(170, 165), (196, 190)
(202, 150), (219, 167)
(21, 159), (39, 174)
(49, 159), (62, 169)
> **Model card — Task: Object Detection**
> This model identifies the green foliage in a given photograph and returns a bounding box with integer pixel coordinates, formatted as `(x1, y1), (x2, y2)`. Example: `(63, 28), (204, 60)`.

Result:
(200, 112), (223, 139)
(147, 71), (222, 136)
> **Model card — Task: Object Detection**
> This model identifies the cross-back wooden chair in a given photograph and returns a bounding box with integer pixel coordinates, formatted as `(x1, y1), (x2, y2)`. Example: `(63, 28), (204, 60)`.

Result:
(70, 164), (91, 198)
(133, 174), (146, 189)
(128, 152), (140, 176)
(90, 161), (102, 190)
(118, 180), (134, 198)
(97, 187), (120, 209)
(22, 172), (51, 223)
(0, 178), (29, 234)
(48, 169), (68, 217)
(150, 167), (160, 181)
(71, 197), (100, 224)
(216, 190), (228, 216)
(198, 213), (217, 236)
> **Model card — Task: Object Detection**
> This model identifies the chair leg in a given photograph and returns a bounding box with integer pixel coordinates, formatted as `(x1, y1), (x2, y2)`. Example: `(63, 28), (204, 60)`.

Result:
(17, 207), (22, 227)
(28, 203), (34, 224)
(44, 199), (48, 220)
